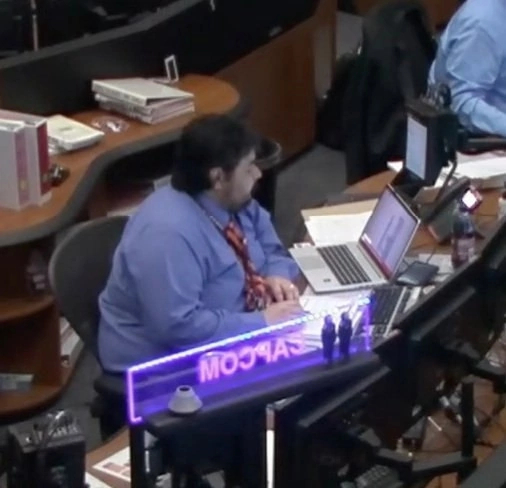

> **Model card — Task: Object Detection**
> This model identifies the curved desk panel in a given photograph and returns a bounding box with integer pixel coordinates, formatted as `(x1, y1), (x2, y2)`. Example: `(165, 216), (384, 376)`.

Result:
(0, 74), (241, 247)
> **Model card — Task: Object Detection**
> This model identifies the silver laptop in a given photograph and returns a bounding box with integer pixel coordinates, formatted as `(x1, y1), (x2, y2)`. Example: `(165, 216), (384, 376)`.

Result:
(291, 186), (420, 293)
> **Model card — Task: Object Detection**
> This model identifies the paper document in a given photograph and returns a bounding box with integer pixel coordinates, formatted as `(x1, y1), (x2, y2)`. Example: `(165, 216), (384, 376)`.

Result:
(92, 447), (130, 482)
(85, 472), (113, 488)
(300, 293), (368, 340)
(305, 212), (371, 245)
(446, 156), (506, 188)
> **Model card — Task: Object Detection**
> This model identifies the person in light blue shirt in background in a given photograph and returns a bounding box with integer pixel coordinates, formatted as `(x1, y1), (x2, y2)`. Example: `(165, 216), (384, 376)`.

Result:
(98, 115), (302, 372)
(428, 0), (506, 137)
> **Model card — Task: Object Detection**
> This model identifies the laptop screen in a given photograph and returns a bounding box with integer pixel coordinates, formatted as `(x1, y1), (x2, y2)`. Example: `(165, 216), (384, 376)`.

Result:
(359, 187), (419, 279)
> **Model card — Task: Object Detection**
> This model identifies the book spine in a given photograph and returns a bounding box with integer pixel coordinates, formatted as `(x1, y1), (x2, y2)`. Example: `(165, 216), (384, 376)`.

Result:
(36, 122), (52, 198)
(98, 101), (157, 124)
(92, 82), (146, 106)
(14, 128), (30, 208)
(95, 93), (152, 116)
(25, 122), (52, 205)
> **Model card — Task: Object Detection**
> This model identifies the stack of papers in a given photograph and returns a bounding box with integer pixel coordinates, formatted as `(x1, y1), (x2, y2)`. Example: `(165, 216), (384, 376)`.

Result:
(304, 212), (372, 246)
(92, 77), (195, 125)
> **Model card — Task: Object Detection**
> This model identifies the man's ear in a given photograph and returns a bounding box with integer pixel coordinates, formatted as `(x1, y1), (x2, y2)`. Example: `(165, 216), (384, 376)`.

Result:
(209, 167), (224, 190)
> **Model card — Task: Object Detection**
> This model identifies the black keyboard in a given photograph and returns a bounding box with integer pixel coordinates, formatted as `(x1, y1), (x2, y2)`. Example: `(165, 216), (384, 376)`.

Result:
(354, 465), (402, 488)
(369, 286), (411, 336)
(317, 245), (372, 285)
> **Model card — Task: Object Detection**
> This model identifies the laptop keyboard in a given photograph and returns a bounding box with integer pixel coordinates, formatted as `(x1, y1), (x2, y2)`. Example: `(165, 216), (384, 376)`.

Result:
(317, 245), (372, 285)
(370, 285), (412, 336)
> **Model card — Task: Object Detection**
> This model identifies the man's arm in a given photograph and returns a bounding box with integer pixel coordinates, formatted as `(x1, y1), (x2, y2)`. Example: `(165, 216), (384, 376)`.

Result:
(253, 203), (300, 280)
(445, 27), (506, 136)
(129, 227), (266, 348)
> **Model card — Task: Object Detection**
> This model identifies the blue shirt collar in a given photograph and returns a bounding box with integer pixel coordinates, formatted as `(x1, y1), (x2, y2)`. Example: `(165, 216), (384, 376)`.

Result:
(195, 192), (231, 228)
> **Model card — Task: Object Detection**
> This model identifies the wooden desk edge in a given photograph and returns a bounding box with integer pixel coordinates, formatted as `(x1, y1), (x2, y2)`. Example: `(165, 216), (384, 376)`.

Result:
(0, 84), (245, 248)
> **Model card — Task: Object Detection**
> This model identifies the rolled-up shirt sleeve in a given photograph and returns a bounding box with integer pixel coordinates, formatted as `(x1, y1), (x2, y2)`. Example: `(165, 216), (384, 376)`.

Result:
(445, 27), (506, 136)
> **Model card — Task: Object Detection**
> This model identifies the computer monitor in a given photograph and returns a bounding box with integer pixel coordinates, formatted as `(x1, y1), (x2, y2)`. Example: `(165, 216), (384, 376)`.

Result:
(481, 216), (506, 277)
(459, 440), (506, 488)
(281, 367), (392, 488)
(376, 258), (484, 411)
(392, 98), (459, 201)
(476, 216), (506, 344)
(405, 113), (428, 181)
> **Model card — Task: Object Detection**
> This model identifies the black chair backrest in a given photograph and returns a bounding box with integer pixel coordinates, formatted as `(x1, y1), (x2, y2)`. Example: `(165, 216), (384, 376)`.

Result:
(48, 216), (128, 360)
(343, 0), (437, 184)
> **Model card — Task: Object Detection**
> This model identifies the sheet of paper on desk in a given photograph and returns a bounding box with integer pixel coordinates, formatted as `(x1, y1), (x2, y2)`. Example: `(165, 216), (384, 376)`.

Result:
(300, 293), (363, 341)
(305, 212), (371, 245)
(85, 472), (113, 488)
(446, 156), (506, 189)
(92, 447), (130, 482)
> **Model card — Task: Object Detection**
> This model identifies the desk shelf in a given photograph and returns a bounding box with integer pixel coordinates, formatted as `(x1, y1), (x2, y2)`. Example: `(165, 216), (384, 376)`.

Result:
(0, 294), (54, 323)
(0, 367), (73, 419)
(0, 75), (242, 422)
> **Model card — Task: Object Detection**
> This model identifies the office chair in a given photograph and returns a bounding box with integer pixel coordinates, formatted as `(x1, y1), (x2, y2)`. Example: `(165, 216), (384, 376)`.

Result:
(48, 215), (129, 439)
(0, 0), (31, 58)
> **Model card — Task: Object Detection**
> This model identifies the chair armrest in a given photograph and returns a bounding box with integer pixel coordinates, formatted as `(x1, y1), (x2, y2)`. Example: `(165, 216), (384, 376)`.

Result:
(459, 130), (506, 155)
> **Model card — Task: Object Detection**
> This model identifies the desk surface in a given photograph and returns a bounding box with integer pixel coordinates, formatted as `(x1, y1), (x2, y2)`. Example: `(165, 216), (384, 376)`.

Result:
(84, 171), (503, 487)
(0, 74), (241, 247)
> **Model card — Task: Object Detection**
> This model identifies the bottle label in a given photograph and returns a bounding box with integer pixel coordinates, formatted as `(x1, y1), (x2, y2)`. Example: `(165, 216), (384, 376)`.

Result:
(452, 237), (475, 265)
(498, 198), (506, 220)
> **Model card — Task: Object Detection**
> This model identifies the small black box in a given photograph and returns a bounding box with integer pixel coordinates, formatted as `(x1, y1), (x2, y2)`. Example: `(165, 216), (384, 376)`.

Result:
(6, 415), (85, 488)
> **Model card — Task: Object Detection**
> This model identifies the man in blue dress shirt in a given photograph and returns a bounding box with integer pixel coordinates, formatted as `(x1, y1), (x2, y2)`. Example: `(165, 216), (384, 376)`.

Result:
(428, 0), (506, 137)
(98, 115), (302, 372)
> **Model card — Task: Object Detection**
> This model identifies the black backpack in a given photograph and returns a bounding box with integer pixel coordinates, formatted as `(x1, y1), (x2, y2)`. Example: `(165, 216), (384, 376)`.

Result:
(341, 0), (436, 184)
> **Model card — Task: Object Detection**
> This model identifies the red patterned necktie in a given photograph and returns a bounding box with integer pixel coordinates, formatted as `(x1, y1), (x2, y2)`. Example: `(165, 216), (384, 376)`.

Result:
(224, 220), (268, 311)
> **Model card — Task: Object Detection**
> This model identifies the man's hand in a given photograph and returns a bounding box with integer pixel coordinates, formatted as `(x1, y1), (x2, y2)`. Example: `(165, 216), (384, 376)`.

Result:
(263, 300), (304, 325)
(265, 276), (299, 302)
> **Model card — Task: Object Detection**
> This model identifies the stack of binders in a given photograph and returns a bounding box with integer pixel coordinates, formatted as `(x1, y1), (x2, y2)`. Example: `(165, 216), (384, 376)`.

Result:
(0, 110), (52, 210)
(92, 77), (195, 125)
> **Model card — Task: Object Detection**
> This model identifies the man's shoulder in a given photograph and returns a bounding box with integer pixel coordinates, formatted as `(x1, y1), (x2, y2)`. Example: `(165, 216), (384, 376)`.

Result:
(455, 0), (504, 30)
(127, 186), (202, 239)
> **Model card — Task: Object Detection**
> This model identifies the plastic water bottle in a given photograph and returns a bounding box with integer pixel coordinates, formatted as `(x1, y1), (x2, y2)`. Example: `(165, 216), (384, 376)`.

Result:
(451, 204), (476, 269)
(497, 183), (506, 220)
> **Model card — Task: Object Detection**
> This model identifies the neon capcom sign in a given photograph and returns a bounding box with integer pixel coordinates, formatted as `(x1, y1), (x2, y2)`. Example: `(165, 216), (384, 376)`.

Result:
(198, 333), (305, 383)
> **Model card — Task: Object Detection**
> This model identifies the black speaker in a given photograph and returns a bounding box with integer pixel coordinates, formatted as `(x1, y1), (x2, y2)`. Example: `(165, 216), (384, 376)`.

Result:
(6, 412), (85, 488)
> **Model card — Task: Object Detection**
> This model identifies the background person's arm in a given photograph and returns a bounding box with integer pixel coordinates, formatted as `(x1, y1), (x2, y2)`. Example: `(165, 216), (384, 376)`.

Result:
(445, 27), (506, 136)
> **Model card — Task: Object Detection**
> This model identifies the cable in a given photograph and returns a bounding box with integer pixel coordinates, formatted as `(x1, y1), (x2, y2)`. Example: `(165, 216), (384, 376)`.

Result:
(424, 243), (439, 263)
(35, 410), (73, 487)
